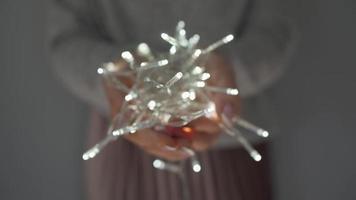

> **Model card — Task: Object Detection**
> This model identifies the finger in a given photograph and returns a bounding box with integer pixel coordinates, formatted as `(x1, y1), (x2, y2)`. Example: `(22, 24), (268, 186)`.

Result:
(191, 131), (219, 151)
(214, 95), (241, 116)
(189, 117), (220, 135)
(145, 137), (196, 161)
(124, 128), (176, 149)
(103, 81), (125, 117)
(125, 129), (193, 161)
(145, 145), (191, 161)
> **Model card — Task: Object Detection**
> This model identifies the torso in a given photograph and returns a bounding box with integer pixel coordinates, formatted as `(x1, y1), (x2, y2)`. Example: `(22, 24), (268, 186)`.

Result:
(98, 0), (246, 50)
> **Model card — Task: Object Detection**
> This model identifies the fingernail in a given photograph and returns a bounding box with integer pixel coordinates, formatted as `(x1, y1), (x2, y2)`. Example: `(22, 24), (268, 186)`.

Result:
(222, 103), (235, 118)
(164, 145), (178, 151)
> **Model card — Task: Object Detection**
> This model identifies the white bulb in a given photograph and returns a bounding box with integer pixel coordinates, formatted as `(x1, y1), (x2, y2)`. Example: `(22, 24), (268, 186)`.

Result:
(113, 129), (123, 136)
(82, 147), (99, 160)
(223, 34), (234, 43)
(196, 81), (206, 87)
(140, 62), (148, 67)
(169, 46), (177, 54)
(181, 91), (190, 99)
(193, 163), (201, 173)
(204, 102), (217, 119)
(192, 66), (203, 74)
(258, 130), (269, 138)
(193, 49), (202, 58)
(161, 33), (169, 40)
(226, 88), (239, 95)
(153, 159), (165, 169)
(82, 154), (89, 160)
(137, 43), (151, 56)
(201, 73), (211, 80)
(189, 34), (200, 46)
(125, 93), (137, 101)
(189, 90), (196, 100)
(105, 62), (117, 72)
(175, 72), (183, 79)
(147, 100), (157, 110)
(179, 29), (186, 36)
(177, 21), (185, 29)
(97, 68), (104, 74)
(121, 51), (134, 62)
(250, 151), (262, 162)
(158, 59), (168, 66)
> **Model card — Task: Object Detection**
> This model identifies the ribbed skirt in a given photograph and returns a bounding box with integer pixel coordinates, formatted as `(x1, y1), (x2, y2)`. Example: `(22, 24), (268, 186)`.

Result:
(85, 112), (271, 200)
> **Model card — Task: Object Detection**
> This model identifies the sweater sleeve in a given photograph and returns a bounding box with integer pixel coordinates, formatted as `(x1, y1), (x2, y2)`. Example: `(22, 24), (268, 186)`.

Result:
(46, 0), (122, 114)
(227, 0), (298, 97)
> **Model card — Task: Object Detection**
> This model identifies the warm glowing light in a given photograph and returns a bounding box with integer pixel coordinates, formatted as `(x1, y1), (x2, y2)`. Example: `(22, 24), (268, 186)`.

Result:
(182, 126), (193, 135)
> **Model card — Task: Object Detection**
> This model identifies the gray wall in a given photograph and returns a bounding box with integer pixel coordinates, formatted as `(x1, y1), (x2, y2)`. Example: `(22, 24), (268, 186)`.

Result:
(269, 1), (356, 199)
(0, 0), (355, 200)
(0, 0), (86, 199)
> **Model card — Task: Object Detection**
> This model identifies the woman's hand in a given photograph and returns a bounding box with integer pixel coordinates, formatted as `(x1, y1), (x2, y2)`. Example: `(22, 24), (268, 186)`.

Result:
(104, 53), (241, 161)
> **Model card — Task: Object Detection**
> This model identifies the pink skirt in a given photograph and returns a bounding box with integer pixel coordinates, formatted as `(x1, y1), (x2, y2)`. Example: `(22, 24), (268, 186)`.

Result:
(85, 112), (271, 200)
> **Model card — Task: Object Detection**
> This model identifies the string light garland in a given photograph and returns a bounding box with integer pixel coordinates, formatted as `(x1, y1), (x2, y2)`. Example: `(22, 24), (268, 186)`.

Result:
(82, 21), (269, 174)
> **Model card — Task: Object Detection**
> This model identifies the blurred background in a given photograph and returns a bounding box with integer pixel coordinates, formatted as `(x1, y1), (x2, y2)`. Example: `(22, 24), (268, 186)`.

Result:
(1, 0), (355, 199)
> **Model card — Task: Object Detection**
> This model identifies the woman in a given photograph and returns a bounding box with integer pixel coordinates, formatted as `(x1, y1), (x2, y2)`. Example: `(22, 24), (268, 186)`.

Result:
(47, 0), (296, 199)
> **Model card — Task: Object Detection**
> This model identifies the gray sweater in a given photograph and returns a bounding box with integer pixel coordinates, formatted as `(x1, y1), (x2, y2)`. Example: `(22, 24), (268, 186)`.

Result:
(47, 0), (296, 114)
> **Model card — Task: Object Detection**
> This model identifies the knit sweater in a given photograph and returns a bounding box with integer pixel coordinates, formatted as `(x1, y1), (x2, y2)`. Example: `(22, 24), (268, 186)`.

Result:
(47, 0), (296, 114)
